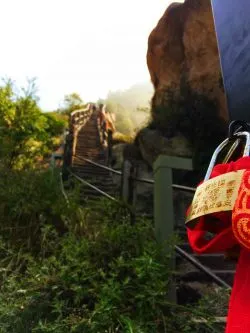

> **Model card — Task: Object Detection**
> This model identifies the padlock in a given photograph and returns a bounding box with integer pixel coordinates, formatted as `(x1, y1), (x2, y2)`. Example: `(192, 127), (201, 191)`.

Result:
(186, 130), (250, 229)
(185, 121), (250, 254)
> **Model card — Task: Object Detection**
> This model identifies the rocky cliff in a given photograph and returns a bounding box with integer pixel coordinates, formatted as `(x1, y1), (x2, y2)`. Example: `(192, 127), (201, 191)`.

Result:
(132, 0), (228, 178)
(147, 0), (227, 121)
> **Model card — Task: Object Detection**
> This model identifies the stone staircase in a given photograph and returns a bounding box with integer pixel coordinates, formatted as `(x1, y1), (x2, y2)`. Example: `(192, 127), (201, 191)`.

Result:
(71, 111), (118, 203)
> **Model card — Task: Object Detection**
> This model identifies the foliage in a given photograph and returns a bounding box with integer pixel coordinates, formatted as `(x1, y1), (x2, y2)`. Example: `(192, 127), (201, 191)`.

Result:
(0, 168), (73, 254)
(197, 287), (230, 317)
(59, 93), (85, 115)
(0, 167), (227, 332)
(105, 83), (153, 113)
(0, 78), (66, 169)
(103, 83), (152, 136)
(136, 106), (150, 113)
(112, 131), (134, 144)
(106, 101), (134, 135)
(43, 112), (68, 138)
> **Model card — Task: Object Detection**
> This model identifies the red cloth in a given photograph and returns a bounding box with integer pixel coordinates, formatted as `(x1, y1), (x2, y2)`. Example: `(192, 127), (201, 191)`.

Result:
(232, 170), (250, 250)
(186, 157), (250, 333)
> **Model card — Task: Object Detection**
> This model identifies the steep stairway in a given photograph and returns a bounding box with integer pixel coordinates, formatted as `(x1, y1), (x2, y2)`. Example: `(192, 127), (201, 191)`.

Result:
(68, 110), (234, 323)
(71, 111), (118, 203)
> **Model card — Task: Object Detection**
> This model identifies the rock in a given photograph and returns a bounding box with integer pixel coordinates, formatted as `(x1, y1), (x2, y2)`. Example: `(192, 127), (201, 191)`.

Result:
(111, 143), (144, 169)
(133, 161), (154, 216)
(123, 143), (143, 165)
(111, 144), (126, 170)
(136, 128), (192, 167)
(147, 0), (227, 121)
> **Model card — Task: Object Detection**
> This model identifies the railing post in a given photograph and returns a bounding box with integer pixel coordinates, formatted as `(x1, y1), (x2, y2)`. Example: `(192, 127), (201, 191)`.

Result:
(107, 130), (113, 168)
(153, 155), (193, 303)
(120, 160), (132, 201)
(128, 164), (138, 224)
(120, 160), (137, 224)
(50, 153), (56, 171)
(62, 132), (73, 181)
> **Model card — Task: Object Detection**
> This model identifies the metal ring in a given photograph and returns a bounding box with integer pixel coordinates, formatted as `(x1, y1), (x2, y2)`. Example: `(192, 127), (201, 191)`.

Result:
(204, 131), (250, 181)
(228, 120), (250, 138)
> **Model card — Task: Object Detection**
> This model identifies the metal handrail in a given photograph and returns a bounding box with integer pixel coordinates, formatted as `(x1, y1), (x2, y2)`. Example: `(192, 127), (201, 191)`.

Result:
(74, 155), (196, 193)
(74, 155), (122, 175)
(131, 176), (154, 184)
(131, 175), (195, 193)
(172, 184), (196, 193)
(67, 168), (136, 220)
(67, 168), (117, 201)
(175, 246), (231, 289)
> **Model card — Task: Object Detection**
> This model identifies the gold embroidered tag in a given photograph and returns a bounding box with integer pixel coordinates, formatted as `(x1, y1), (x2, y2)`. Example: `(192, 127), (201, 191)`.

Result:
(186, 169), (245, 224)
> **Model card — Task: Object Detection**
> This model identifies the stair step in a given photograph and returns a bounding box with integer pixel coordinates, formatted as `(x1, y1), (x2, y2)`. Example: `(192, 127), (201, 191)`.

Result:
(81, 187), (115, 194)
(75, 174), (113, 180)
(193, 254), (236, 270)
(178, 270), (235, 285)
(176, 253), (236, 271)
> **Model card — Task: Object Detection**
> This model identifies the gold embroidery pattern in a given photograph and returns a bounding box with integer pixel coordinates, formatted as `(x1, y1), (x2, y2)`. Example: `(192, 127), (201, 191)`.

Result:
(232, 170), (250, 249)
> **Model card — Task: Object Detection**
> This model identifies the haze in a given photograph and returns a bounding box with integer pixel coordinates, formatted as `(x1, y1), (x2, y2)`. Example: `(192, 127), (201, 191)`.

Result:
(0, 0), (183, 110)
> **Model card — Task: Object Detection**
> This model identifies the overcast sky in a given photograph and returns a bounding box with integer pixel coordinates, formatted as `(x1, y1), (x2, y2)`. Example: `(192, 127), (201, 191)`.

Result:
(0, 0), (183, 110)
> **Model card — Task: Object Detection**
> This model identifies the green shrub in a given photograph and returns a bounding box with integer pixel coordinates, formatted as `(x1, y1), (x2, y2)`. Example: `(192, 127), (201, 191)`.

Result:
(0, 168), (81, 256)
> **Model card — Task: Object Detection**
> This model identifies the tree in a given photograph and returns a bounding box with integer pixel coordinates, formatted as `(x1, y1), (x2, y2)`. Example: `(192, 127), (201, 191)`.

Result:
(43, 112), (67, 138)
(106, 101), (134, 135)
(0, 78), (66, 169)
(104, 83), (152, 135)
(59, 92), (84, 115)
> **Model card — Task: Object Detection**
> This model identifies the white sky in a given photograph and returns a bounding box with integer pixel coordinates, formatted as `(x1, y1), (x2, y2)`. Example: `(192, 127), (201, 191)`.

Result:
(0, 0), (183, 110)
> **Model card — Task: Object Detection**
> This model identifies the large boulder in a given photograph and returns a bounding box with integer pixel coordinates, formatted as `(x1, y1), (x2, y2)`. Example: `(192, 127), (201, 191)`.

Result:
(136, 128), (192, 167)
(147, 0), (227, 121)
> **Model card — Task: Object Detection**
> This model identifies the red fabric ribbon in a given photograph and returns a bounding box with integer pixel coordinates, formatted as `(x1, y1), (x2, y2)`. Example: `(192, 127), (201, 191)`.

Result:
(186, 157), (250, 332)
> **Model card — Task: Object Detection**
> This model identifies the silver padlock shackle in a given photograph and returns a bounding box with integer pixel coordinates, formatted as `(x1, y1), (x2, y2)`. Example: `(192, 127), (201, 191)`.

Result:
(204, 131), (250, 181)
